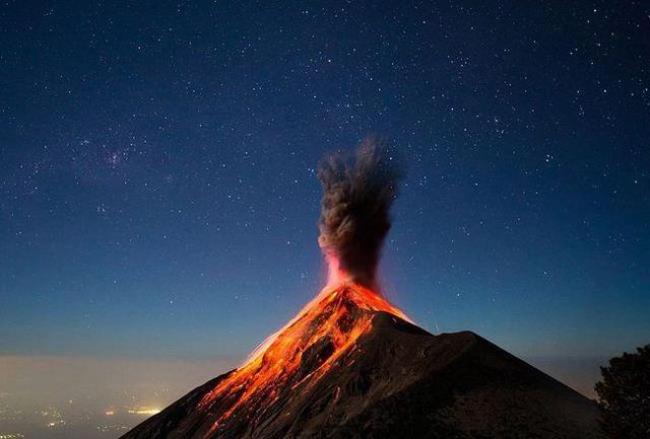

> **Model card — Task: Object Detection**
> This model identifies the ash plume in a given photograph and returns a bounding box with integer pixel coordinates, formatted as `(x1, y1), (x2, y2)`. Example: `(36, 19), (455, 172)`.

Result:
(318, 136), (402, 288)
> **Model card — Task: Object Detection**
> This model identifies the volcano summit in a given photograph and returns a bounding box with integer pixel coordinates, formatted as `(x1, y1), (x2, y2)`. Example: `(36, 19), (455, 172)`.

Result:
(122, 140), (602, 438)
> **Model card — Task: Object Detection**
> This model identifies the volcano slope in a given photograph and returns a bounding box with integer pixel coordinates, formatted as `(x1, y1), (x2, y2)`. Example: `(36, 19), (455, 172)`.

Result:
(122, 284), (603, 439)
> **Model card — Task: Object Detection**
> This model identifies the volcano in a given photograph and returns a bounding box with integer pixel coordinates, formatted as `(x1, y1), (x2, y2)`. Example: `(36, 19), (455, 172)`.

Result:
(121, 283), (602, 439)
(122, 141), (603, 438)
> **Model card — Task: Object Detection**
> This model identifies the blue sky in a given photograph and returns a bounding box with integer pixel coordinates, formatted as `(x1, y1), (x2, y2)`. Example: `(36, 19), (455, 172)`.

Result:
(1, 1), (648, 389)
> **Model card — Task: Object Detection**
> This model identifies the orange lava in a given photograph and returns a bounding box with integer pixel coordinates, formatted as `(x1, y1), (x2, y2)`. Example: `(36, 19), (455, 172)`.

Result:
(198, 279), (410, 436)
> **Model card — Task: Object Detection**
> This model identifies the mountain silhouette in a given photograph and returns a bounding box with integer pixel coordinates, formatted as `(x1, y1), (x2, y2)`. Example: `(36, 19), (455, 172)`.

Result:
(122, 284), (602, 438)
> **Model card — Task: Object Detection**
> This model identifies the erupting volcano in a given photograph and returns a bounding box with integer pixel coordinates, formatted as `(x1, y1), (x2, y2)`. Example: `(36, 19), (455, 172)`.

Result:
(122, 139), (603, 439)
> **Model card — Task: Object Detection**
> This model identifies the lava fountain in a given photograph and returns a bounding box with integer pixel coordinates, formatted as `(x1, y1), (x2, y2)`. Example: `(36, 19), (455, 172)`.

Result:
(198, 137), (407, 437)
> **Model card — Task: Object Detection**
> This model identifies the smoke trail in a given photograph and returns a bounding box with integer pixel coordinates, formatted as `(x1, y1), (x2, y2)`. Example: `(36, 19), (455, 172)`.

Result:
(318, 136), (402, 288)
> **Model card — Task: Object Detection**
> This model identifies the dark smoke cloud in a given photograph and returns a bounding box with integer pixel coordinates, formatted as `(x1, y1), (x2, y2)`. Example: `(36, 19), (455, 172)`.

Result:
(318, 136), (402, 288)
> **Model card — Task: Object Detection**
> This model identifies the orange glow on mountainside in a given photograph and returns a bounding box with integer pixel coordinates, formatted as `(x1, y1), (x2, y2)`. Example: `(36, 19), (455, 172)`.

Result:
(198, 279), (410, 436)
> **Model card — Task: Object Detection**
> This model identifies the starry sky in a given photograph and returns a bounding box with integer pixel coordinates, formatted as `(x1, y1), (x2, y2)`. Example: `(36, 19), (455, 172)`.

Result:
(1, 0), (648, 373)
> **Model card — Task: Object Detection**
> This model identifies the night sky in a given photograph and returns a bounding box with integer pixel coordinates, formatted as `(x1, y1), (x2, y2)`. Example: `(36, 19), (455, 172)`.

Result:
(2, 0), (649, 372)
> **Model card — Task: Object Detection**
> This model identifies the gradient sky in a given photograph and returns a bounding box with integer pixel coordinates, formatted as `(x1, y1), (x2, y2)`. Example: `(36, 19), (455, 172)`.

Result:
(1, 0), (648, 380)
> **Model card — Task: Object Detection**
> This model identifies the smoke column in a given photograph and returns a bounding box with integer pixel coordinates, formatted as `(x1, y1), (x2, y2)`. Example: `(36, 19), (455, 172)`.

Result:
(318, 136), (402, 289)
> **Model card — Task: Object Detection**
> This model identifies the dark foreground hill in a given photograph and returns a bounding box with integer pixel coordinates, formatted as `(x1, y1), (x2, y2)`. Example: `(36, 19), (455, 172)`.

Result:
(122, 285), (602, 438)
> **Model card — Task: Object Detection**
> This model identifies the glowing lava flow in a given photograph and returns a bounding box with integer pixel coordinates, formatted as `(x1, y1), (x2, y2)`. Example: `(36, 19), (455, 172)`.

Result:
(198, 279), (410, 437)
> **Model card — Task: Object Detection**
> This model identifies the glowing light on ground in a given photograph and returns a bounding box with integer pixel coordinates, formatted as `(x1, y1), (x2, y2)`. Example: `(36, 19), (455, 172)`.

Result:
(128, 407), (161, 416)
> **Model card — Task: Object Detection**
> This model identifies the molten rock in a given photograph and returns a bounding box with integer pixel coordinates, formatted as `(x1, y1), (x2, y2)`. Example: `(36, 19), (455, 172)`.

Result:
(122, 284), (603, 438)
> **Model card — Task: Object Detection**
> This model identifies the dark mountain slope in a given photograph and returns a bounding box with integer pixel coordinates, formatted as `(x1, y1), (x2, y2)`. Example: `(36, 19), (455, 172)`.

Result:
(122, 285), (602, 439)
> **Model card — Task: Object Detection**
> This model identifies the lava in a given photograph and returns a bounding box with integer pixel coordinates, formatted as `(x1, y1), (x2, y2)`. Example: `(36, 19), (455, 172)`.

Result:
(198, 279), (410, 436)
(195, 140), (408, 437)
